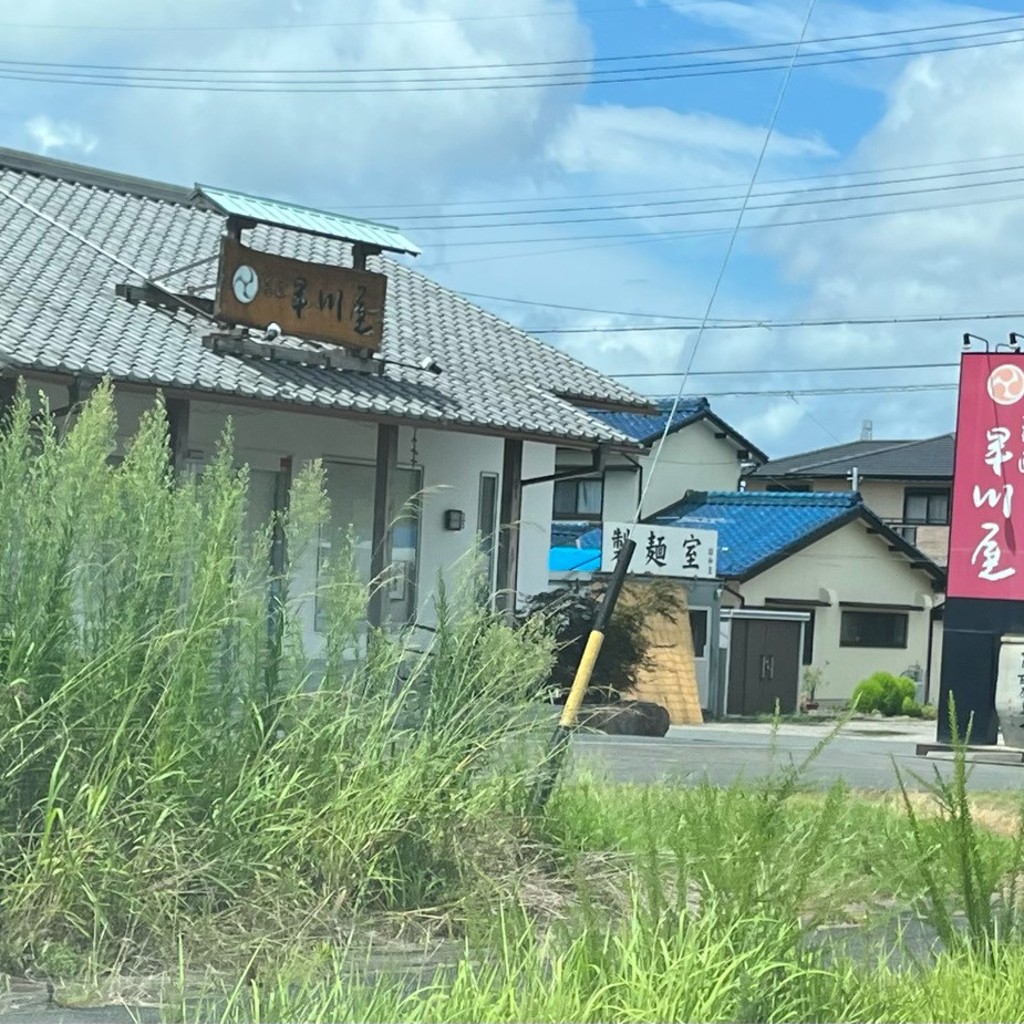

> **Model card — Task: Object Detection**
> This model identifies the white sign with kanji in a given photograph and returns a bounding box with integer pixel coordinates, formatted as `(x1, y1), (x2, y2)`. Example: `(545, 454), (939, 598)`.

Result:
(600, 522), (719, 579)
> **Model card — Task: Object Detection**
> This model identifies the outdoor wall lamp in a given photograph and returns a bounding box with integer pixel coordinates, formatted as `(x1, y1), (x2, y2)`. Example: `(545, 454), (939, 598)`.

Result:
(444, 509), (465, 531)
(962, 332), (991, 352)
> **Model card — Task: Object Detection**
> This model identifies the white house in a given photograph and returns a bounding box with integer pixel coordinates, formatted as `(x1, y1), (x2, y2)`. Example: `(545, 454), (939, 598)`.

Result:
(0, 146), (650, 655)
(551, 397), (767, 530)
(744, 434), (955, 567)
(650, 490), (946, 713)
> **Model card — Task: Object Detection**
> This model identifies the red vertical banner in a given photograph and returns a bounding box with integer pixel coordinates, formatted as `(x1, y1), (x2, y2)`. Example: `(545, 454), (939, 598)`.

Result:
(948, 352), (1024, 600)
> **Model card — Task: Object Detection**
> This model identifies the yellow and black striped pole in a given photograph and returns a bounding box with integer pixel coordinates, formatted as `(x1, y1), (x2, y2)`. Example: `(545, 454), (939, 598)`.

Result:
(529, 537), (637, 812)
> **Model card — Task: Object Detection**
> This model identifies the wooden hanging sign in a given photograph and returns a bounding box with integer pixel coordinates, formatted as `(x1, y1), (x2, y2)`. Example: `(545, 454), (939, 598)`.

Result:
(214, 236), (387, 352)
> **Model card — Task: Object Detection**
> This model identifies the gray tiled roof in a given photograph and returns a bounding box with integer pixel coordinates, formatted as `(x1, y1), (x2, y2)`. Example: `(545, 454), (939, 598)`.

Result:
(749, 434), (955, 480)
(0, 148), (647, 447)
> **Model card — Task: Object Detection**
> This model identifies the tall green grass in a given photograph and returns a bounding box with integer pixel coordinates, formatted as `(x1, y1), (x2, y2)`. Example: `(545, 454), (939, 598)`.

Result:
(0, 382), (555, 972)
(189, 762), (1024, 1024)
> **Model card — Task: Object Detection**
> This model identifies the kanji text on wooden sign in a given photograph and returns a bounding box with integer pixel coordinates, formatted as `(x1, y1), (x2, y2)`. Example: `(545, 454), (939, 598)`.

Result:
(601, 522), (718, 579)
(214, 236), (387, 352)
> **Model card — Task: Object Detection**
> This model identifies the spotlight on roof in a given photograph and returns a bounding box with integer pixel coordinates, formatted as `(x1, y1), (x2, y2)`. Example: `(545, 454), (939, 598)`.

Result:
(963, 332), (991, 352)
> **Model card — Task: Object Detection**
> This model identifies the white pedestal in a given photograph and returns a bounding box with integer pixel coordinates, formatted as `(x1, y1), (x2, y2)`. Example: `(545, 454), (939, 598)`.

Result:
(995, 634), (1024, 750)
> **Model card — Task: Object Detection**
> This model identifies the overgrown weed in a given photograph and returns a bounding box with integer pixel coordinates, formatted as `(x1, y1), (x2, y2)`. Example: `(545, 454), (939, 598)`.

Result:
(0, 382), (554, 974)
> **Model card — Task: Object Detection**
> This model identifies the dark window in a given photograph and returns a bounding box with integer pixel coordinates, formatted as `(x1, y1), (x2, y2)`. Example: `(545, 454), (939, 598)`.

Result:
(553, 478), (603, 519)
(477, 473), (499, 603)
(903, 488), (950, 525)
(801, 609), (815, 665)
(767, 483), (812, 492)
(840, 610), (908, 649)
(689, 609), (708, 659)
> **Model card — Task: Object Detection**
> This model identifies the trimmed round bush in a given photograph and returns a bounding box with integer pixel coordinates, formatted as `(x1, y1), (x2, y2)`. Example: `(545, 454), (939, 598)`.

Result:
(851, 672), (917, 716)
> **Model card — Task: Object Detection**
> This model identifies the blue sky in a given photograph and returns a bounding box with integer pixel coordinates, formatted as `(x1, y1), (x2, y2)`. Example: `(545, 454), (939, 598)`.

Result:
(3, 0), (1024, 456)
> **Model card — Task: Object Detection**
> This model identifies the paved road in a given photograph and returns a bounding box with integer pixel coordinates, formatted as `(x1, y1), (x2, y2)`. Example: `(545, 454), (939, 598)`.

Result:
(570, 719), (1024, 791)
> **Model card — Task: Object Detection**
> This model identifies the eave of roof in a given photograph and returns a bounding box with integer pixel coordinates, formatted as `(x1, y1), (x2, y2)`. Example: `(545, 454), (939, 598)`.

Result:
(0, 148), (649, 448)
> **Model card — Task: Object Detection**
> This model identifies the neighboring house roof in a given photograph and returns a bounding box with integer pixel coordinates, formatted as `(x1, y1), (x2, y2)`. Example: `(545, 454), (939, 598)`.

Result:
(748, 434), (954, 481)
(0, 147), (649, 448)
(587, 397), (768, 461)
(649, 490), (945, 585)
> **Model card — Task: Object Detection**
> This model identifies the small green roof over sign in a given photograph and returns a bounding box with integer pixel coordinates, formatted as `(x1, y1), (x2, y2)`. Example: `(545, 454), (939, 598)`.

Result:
(190, 184), (421, 257)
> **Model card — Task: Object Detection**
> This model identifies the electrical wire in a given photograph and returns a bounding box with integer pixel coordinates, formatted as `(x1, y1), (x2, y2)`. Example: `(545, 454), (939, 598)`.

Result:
(0, 3), (645, 34)
(375, 161), (1024, 223)
(610, 361), (961, 378)
(460, 291), (1024, 330)
(528, 310), (1024, 335)
(4, 13), (1019, 75)
(393, 170), (1024, 230)
(0, 25), (1021, 93)
(633, 0), (818, 528)
(655, 382), (957, 397)
(421, 187), (1024, 252)
(340, 150), (1024, 212)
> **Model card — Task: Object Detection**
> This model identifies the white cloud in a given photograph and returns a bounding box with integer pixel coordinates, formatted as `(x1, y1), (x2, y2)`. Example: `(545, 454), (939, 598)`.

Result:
(547, 103), (833, 186)
(24, 115), (97, 154)
(3, 0), (593, 204)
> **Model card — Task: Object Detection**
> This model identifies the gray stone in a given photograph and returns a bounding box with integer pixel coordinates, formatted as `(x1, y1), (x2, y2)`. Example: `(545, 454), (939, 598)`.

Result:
(578, 700), (670, 737)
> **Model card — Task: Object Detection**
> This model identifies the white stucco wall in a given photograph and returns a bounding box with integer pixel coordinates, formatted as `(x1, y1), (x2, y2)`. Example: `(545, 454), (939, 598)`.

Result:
(104, 388), (557, 650)
(554, 421), (745, 526)
(637, 420), (745, 517)
(736, 521), (939, 702)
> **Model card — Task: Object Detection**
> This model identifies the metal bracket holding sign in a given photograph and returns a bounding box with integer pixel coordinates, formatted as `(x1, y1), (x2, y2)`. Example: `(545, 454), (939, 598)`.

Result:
(214, 236), (388, 352)
(600, 522), (718, 579)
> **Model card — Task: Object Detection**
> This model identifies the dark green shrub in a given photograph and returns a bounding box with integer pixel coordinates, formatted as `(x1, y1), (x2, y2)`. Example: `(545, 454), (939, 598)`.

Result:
(517, 580), (685, 702)
(851, 672), (917, 716)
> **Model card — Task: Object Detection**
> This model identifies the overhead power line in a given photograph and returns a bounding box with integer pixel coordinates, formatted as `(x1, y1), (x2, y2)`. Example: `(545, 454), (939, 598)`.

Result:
(393, 161), (1024, 225)
(461, 292), (1024, 329)
(660, 382), (958, 398)
(610, 361), (961, 379)
(422, 187), (1024, 251)
(0, 26), (1022, 93)
(633, 0), (817, 527)
(400, 169), (1024, 230)
(527, 309), (1024, 334)
(0, 4), (642, 33)
(341, 150), (1024, 213)
(3, 13), (1019, 75)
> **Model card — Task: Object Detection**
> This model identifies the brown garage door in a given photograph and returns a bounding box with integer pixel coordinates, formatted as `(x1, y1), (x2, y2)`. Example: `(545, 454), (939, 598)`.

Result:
(727, 618), (802, 715)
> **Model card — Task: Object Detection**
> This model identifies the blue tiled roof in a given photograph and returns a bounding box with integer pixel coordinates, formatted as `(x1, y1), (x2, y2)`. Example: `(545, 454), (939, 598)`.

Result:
(588, 397), (709, 445)
(651, 491), (861, 578)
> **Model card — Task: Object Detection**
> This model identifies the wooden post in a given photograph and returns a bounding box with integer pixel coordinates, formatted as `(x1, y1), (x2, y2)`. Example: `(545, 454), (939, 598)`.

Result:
(368, 424), (399, 629)
(165, 397), (190, 476)
(271, 456), (293, 579)
(495, 439), (524, 621)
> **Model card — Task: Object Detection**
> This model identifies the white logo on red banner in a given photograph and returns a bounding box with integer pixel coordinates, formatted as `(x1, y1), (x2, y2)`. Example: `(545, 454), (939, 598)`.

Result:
(986, 364), (1024, 406)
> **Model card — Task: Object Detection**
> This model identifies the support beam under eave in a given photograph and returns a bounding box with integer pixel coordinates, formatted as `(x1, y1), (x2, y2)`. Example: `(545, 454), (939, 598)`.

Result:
(496, 439), (524, 620)
(368, 423), (399, 630)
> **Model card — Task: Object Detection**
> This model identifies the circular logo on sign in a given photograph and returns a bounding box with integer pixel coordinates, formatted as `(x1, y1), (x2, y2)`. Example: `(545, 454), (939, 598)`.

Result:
(987, 363), (1024, 406)
(231, 264), (259, 304)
